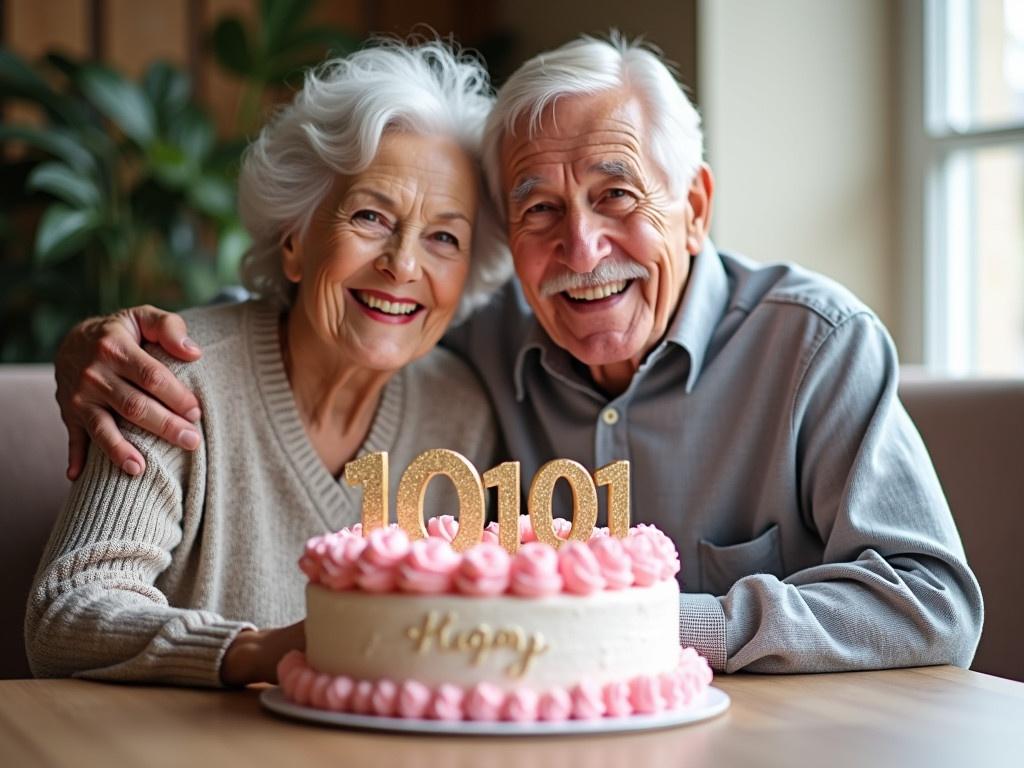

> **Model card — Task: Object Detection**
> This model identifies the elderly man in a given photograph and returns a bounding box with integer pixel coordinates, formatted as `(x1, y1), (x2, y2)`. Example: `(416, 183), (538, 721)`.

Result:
(52, 35), (982, 674)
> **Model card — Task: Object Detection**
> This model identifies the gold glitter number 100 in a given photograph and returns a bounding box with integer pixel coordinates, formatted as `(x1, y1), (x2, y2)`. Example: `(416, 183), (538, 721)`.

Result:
(345, 450), (630, 553)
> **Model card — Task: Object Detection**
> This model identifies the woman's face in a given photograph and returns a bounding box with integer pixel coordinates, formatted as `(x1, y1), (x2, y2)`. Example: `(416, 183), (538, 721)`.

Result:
(284, 132), (478, 372)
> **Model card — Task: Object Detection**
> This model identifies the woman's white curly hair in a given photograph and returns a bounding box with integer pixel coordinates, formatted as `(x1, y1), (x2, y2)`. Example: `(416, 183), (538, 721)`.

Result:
(238, 38), (512, 324)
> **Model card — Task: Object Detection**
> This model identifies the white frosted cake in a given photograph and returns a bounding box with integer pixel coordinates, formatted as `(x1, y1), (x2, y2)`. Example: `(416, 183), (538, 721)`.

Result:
(277, 516), (712, 721)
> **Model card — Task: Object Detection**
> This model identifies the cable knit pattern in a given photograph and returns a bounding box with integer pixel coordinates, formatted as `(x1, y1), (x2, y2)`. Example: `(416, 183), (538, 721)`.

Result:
(25, 300), (497, 686)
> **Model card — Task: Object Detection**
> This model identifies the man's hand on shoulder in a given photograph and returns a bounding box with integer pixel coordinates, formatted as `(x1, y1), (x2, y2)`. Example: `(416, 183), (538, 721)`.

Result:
(55, 305), (204, 481)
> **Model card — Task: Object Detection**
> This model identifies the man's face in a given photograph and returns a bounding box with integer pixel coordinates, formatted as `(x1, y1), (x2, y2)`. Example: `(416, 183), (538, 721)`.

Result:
(500, 90), (711, 390)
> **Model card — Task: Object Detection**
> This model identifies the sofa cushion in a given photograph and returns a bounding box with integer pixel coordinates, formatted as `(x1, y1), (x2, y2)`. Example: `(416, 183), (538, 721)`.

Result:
(0, 365), (69, 678)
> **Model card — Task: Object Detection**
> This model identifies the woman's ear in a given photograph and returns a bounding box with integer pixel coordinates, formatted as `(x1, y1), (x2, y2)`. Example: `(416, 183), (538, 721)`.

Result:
(281, 233), (302, 283)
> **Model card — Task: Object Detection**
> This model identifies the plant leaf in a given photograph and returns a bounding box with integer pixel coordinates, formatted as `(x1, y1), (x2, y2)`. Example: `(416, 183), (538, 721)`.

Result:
(167, 106), (215, 164)
(78, 64), (156, 146)
(26, 161), (102, 208)
(188, 175), (235, 219)
(0, 124), (97, 174)
(34, 204), (100, 264)
(0, 46), (85, 125)
(212, 17), (254, 76)
(142, 60), (192, 127)
(261, 0), (316, 53)
(216, 222), (251, 282)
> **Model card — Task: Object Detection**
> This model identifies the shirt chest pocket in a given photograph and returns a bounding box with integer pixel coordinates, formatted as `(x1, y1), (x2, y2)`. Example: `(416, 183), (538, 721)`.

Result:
(698, 524), (784, 596)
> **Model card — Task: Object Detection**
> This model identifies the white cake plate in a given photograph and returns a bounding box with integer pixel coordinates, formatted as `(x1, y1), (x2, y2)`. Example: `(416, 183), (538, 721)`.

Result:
(260, 685), (729, 736)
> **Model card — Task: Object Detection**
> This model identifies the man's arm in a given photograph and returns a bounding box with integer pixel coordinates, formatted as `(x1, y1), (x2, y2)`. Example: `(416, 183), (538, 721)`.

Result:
(55, 306), (203, 479)
(681, 312), (983, 673)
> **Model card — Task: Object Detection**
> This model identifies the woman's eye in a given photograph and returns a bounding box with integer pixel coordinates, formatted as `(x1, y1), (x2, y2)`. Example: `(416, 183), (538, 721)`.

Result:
(433, 231), (460, 247)
(354, 210), (384, 225)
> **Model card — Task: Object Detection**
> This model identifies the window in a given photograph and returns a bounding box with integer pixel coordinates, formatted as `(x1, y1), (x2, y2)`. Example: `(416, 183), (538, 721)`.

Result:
(914, 0), (1024, 375)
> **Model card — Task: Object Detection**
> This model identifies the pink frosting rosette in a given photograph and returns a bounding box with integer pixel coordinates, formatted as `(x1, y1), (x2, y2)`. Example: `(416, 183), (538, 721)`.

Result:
(629, 674), (666, 714)
(426, 514), (460, 542)
(287, 667), (317, 706)
(325, 676), (354, 712)
(603, 680), (634, 717)
(587, 535), (635, 589)
(397, 537), (461, 594)
(537, 687), (572, 722)
(350, 680), (374, 714)
(502, 688), (540, 722)
(397, 680), (432, 719)
(558, 541), (606, 595)
(518, 514), (537, 543)
(319, 533), (368, 590)
(465, 682), (505, 721)
(454, 542), (511, 596)
(309, 673), (332, 709)
(509, 542), (564, 597)
(276, 649), (306, 687)
(621, 530), (663, 586)
(570, 680), (607, 719)
(355, 526), (410, 592)
(551, 516), (573, 539)
(370, 679), (398, 716)
(298, 535), (330, 583)
(633, 523), (681, 579)
(428, 683), (464, 721)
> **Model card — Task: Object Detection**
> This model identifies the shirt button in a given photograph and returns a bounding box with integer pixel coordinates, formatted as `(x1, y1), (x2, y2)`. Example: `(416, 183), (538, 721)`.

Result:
(601, 407), (620, 426)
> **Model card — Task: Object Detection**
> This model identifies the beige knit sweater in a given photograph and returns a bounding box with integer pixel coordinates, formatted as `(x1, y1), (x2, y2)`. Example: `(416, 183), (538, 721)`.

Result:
(26, 301), (497, 686)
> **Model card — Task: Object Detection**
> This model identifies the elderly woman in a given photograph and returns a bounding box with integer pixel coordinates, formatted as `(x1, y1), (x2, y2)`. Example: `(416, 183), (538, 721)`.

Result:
(26, 41), (509, 687)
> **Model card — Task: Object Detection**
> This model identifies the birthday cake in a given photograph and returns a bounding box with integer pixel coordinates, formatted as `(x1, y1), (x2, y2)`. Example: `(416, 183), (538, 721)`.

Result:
(277, 515), (712, 722)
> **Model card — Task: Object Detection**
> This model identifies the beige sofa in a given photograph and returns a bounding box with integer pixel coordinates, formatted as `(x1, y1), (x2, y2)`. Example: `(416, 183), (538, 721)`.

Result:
(2, 364), (1021, 681)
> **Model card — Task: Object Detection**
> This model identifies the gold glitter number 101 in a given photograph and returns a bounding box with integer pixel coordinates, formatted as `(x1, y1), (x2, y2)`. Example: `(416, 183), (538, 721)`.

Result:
(344, 450), (630, 553)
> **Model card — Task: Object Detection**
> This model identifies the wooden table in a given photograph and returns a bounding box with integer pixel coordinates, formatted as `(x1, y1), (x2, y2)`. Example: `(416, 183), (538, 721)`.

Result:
(1, 667), (1021, 768)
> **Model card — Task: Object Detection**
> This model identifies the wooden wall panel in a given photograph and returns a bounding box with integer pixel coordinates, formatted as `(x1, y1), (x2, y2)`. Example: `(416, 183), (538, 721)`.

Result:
(4, 0), (89, 59)
(202, 0), (254, 138)
(105, 0), (188, 78)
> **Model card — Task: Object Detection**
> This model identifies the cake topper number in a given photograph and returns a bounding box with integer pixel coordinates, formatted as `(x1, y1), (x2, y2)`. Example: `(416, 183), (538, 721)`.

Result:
(345, 450), (630, 554)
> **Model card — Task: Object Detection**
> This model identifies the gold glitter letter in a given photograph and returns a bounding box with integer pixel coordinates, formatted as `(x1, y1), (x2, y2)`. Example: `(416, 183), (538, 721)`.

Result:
(344, 451), (388, 533)
(527, 459), (598, 548)
(396, 449), (485, 550)
(594, 460), (631, 538)
(482, 462), (521, 554)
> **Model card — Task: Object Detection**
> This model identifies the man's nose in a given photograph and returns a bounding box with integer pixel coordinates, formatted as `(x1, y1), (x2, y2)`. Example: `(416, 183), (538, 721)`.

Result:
(560, 207), (611, 272)
(377, 234), (423, 282)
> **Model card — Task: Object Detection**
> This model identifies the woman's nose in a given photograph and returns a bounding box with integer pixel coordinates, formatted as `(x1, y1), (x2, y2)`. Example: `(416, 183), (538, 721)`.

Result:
(376, 235), (423, 282)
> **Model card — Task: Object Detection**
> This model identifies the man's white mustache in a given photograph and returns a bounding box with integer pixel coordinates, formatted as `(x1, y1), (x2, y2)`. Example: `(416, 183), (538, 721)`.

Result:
(540, 261), (651, 297)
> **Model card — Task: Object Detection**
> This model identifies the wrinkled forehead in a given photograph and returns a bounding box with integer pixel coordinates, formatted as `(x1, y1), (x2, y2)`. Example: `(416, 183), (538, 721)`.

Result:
(500, 92), (650, 187)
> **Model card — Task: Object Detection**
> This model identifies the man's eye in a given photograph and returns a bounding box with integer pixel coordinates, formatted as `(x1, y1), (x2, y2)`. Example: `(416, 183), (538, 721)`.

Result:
(606, 189), (630, 200)
(526, 202), (554, 215)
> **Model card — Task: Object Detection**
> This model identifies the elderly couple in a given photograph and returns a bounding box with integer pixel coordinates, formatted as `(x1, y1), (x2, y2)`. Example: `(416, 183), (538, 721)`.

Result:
(28, 34), (982, 687)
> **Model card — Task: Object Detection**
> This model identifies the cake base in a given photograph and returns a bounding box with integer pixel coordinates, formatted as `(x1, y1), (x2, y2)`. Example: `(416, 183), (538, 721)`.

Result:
(261, 685), (730, 735)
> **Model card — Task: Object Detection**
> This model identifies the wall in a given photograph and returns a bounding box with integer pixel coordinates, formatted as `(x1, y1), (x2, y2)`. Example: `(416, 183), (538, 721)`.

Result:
(699, 0), (902, 349)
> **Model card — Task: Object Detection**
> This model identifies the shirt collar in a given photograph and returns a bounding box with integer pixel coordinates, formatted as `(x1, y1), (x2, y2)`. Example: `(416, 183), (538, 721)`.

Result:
(512, 240), (731, 400)
(664, 239), (731, 392)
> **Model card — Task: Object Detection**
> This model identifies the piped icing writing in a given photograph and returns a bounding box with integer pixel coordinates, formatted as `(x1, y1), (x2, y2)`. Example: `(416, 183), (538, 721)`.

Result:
(405, 610), (549, 677)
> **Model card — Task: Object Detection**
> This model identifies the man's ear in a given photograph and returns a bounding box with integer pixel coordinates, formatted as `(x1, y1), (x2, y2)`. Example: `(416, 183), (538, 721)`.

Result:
(281, 233), (302, 283)
(685, 163), (715, 255)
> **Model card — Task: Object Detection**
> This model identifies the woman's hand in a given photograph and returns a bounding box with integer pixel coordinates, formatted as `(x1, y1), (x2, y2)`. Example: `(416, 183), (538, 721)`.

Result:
(220, 621), (306, 686)
(55, 306), (204, 481)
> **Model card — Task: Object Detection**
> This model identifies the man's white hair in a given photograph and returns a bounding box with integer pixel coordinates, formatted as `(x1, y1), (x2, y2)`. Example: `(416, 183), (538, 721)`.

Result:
(482, 32), (704, 224)
(238, 39), (512, 324)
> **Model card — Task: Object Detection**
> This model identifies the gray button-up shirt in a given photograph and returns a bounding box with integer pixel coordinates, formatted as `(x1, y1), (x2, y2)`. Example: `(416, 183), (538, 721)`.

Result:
(445, 242), (983, 673)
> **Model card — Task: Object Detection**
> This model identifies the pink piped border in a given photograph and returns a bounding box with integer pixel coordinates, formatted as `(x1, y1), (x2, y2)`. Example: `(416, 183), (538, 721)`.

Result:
(299, 516), (680, 598)
(277, 647), (712, 722)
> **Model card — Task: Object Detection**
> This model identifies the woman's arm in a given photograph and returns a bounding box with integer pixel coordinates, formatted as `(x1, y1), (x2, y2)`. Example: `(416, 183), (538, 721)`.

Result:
(25, 424), (300, 687)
